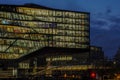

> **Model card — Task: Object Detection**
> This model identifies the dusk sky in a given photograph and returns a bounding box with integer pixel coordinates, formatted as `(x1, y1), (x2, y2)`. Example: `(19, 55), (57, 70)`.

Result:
(0, 0), (120, 58)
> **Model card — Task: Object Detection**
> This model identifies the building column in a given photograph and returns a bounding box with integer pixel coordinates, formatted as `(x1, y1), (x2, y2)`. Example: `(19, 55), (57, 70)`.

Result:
(13, 68), (18, 78)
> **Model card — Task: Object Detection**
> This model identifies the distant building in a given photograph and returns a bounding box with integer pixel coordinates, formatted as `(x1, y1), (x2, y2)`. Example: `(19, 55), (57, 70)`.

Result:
(90, 46), (104, 68)
(114, 47), (120, 68)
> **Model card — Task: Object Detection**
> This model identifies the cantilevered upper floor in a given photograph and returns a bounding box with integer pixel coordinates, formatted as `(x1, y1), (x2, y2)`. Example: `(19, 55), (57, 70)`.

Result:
(0, 3), (90, 59)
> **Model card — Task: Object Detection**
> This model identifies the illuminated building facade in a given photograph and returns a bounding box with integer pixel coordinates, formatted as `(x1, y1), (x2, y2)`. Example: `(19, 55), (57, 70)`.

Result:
(0, 4), (90, 78)
(0, 4), (90, 59)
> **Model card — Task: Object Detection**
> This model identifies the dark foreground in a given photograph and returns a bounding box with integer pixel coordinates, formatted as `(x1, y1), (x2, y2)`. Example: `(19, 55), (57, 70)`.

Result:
(0, 77), (97, 80)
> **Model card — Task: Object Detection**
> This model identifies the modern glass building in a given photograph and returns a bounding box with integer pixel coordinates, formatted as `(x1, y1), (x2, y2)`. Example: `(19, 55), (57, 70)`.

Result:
(0, 3), (90, 59)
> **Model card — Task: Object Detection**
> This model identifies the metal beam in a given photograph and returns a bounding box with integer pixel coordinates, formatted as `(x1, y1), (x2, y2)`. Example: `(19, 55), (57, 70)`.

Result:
(4, 39), (18, 53)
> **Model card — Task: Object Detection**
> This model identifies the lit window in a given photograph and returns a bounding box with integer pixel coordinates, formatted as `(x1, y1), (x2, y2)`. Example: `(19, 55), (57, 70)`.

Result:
(7, 27), (13, 32)
(56, 11), (62, 17)
(2, 19), (9, 24)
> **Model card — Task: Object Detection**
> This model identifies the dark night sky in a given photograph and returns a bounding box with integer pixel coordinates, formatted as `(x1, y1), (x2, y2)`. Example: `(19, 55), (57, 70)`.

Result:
(0, 0), (120, 58)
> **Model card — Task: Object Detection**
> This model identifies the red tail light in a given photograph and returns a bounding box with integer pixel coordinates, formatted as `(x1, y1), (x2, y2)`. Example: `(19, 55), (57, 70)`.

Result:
(90, 72), (96, 78)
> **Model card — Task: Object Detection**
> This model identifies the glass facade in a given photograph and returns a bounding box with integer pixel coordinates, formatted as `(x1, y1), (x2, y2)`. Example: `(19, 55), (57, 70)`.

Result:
(0, 5), (90, 59)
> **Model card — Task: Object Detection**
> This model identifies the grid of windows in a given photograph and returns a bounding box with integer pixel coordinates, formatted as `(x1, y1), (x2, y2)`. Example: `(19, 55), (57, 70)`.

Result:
(0, 5), (89, 59)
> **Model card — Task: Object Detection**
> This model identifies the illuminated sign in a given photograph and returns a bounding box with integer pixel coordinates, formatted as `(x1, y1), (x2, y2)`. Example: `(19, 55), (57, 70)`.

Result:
(19, 62), (29, 69)
(46, 56), (72, 61)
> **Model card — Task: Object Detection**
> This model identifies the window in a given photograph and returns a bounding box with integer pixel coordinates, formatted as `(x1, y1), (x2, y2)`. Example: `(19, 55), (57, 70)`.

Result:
(76, 25), (80, 30)
(49, 23), (57, 28)
(0, 39), (5, 45)
(72, 19), (75, 24)
(64, 12), (69, 17)
(1, 19), (9, 24)
(63, 18), (67, 23)
(49, 29), (53, 34)
(36, 10), (42, 16)
(3, 12), (7, 18)
(81, 20), (85, 25)
(81, 14), (89, 19)
(0, 45), (7, 51)
(76, 31), (82, 37)
(41, 10), (48, 16)
(75, 19), (80, 24)
(84, 26), (89, 30)
(25, 9), (31, 15)
(57, 30), (64, 35)
(7, 27), (13, 32)
(13, 13), (19, 20)
(19, 63), (29, 69)
(17, 7), (24, 13)
(0, 12), (4, 17)
(56, 11), (62, 17)
(64, 36), (74, 42)
(56, 18), (62, 23)
(6, 13), (11, 19)
(69, 12), (74, 18)
(84, 32), (89, 36)
(57, 24), (64, 29)
(69, 24), (74, 30)
(81, 26), (85, 30)
(48, 10), (53, 16)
